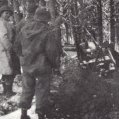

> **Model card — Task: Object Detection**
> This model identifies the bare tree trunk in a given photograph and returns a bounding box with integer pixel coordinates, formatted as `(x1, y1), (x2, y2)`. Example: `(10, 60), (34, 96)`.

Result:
(97, 0), (103, 44)
(110, 0), (115, 47)
(70, 0), (82, 60)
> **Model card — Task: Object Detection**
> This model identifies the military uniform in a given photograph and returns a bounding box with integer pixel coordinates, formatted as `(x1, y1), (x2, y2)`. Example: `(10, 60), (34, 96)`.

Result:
(0, 5), (20, 96)
(15, 7), (58, 119)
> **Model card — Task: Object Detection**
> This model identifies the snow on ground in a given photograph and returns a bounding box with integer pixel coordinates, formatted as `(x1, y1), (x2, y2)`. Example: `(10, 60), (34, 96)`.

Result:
(0, 105), (38, 119)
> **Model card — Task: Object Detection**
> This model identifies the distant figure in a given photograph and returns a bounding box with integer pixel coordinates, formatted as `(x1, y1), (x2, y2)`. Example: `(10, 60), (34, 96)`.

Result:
(16, 1), (37, 34)
(0, 5), (17, 96)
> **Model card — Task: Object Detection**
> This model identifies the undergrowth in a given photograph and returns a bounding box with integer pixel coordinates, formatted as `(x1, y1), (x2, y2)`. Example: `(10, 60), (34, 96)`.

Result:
(52, 59), (119, 119)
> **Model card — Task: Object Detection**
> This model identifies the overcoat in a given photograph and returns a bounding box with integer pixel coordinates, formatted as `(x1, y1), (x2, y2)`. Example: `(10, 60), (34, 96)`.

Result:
(0, 18), (14, 74)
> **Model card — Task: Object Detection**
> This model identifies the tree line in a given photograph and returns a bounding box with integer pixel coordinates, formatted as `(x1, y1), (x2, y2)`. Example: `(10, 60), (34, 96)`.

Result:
(1, 0), (119, 61)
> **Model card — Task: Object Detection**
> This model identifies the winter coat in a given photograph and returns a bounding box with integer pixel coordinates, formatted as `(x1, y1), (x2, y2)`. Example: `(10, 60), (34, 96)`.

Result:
(0, 18), (14, 75)
(15, 20), (62, 75)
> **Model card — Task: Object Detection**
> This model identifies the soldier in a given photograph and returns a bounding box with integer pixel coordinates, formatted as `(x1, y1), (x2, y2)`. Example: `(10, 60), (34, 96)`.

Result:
(15, 6), (62, 118)
(0, 5), (17, 96)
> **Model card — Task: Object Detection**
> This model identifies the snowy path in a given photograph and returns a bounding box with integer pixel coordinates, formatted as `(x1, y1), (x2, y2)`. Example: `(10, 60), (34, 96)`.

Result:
(0, 105), (38, 119)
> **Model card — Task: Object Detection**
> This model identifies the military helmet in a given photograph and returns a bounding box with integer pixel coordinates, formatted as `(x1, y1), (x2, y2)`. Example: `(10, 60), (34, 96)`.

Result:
(34, 8), (51, 22)
(0, 5), (13, 16)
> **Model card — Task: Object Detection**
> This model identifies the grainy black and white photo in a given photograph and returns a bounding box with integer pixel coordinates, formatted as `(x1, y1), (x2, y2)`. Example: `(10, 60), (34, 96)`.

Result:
(0, 0), (119, 119)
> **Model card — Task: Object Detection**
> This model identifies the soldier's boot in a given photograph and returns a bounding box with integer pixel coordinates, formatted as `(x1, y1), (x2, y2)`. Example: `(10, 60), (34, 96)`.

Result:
(20, 115), (31, 119)
(20, 109), (31, 119)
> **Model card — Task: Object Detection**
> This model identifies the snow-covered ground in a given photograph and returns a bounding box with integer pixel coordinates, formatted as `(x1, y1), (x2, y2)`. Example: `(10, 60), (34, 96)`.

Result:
(0, 105), (38, 119)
